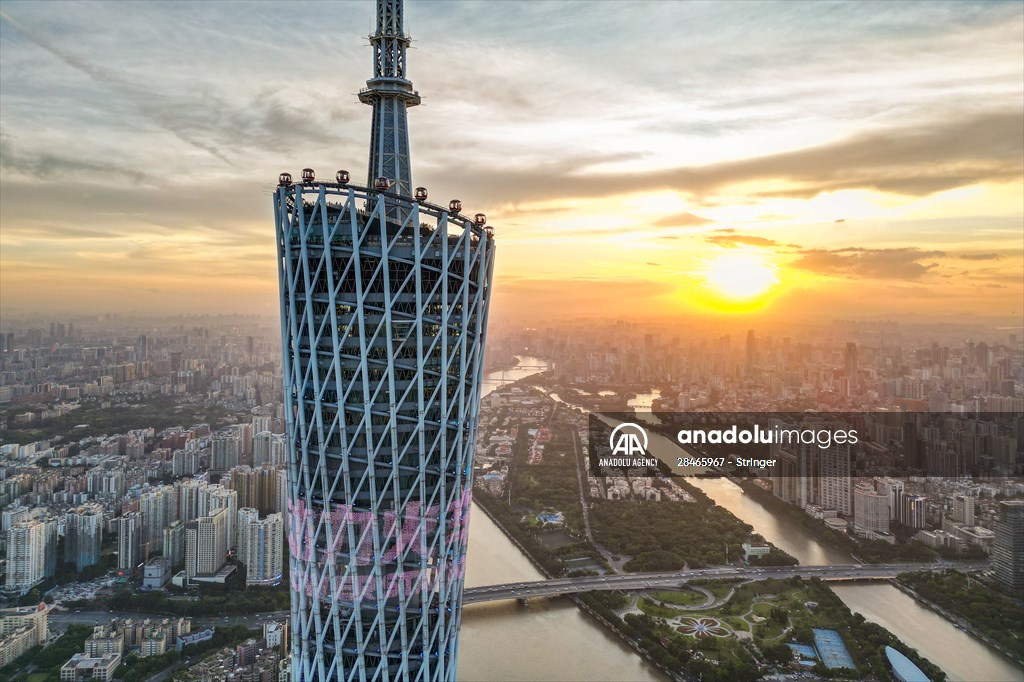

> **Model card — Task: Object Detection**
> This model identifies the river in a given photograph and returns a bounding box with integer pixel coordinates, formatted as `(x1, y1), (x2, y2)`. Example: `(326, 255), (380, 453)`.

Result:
(459, 358), (663, 681)
(459, 362), (1023, 681)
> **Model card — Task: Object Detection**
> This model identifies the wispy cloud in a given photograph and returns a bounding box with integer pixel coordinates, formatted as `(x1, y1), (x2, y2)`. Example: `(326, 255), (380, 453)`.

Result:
(441, 110), (1024, 205)
(957, 253), (1003, 261)
(789, 247), (945, 280)
(654, 212), (713, 228)
(705, 233), (782, 248)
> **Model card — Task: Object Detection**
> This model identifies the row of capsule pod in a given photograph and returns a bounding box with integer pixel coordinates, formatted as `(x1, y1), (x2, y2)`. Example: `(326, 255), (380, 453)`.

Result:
(279, 169), (489, 227)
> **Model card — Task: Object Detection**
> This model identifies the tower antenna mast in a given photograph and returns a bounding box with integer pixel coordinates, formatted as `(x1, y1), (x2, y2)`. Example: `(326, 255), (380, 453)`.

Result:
(360, 0), (421, 198)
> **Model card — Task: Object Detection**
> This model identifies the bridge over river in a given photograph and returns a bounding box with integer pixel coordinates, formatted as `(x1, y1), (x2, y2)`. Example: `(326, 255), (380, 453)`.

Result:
(45, 561), (990, 630)
(461, 561), (991, 605)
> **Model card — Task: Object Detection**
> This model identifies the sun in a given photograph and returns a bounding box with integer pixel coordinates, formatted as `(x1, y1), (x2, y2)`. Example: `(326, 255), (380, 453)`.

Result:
(701, 253), (779, 300)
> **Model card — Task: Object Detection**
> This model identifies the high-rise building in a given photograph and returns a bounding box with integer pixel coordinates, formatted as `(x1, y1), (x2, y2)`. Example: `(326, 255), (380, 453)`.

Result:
(162, 521), (185, 568)
(898, 493), (928, 530)
(745, 329), (757, 374)
(65, 504), (104, 572)
(230, 466), (260, 515)
(41, 516), (58, 579)
(770, 439), (818, 510)
(253, 431), (286, 468)
(236, 507), (260, 569)
(4, 521), (46, 596)
(236, 423), (254, 463)
(176, 478), (207, 524)
(211, 435), (241, 472)
(172, 449), (199, 478)
(2, 506), (30, 532)
(844, 341), (858, 395)
(953, 494), (975, 526)
(117, 512), (143, 572)
(273, 0), (494, 677)
(240, 512), (284, 587)
(252, 415), (272, 436)
(140, 485), (177, 556)
(873, 477), (904, 520)
(992, 500), (1024, 590)
(854, 482), (889, 535)
(228, 464), (282, 517)
(184, 508), (227, 580)
(204, 487), (238, 550)
(818, 441), (852, 516)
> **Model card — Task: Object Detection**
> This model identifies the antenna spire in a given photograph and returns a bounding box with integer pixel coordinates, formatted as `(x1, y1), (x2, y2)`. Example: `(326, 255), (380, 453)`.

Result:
(360, 0), (420, 198)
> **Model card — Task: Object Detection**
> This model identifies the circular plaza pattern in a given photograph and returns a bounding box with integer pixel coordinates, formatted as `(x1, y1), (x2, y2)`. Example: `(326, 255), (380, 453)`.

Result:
(677, 617), (730, 638)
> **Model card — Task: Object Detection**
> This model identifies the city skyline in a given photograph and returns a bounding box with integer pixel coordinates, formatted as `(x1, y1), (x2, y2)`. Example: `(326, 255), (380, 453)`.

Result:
(0, 308), (1021, 678)
(1, 0), (1022, 322)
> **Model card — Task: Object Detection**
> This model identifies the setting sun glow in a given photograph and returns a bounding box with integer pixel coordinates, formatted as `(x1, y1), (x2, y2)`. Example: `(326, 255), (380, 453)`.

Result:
(701, 253), (779, 301)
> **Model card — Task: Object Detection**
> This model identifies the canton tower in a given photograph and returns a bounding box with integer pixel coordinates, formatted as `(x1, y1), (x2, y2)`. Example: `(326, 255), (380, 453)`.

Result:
(272, 0), (495, 678)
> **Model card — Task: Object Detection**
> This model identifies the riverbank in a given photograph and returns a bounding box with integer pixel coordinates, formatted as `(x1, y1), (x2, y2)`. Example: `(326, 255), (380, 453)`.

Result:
(472, 495), (556, 580)
(892, 578), (1024, 666)
(731, 478), (948, 564)
(472, 492), (679, 681)
(483, 356), (522, 375)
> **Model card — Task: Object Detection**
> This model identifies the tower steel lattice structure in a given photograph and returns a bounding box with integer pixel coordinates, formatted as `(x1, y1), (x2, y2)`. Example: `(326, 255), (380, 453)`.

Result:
(274, 2), (495, 680)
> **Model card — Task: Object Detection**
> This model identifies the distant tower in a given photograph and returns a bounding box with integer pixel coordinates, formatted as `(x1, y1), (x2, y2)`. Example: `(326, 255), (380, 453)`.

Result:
(274, 0), (494, 679)
(359, 0), (421, 199)
(844, 341), (858, 396)
(745, 329), (757, 375)
(993, 500), (1024, 590)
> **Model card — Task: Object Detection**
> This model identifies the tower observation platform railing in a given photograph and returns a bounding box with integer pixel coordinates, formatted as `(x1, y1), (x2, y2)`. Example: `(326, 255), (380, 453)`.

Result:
(277, 180), (490, 248)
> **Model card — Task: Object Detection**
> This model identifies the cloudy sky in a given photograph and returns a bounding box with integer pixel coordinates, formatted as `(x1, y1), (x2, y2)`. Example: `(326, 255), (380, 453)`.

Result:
(1, 0), (1021, 322)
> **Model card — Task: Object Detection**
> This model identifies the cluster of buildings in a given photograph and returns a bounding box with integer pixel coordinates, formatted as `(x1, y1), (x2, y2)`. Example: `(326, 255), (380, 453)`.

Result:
(472, 387), (548, 495)
(0, 321), (290, 598)
(60, 617), (194, 681)
(526, 427), (551, 465)
(180, 621), (288, 682)
(0, 602), (49, 667)
(503, 321), (1022, 417)
(772, 463), (1023, 589)
(0, 318), (281, 410)
(491, 321), (1023, 591)
(597, 475), (695, 503)
(2, 447), (287, 596)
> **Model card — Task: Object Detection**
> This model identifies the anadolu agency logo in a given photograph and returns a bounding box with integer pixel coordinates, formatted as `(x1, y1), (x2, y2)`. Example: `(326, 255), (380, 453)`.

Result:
(609, 422), (649, 456)
(600, 422), (658, 471)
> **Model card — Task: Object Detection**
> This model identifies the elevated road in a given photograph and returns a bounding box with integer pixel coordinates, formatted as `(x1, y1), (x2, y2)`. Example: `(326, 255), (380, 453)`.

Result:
(461, 561), (990, 604)
(47, 609), (290, 631)
(44, 562), (989, 630)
